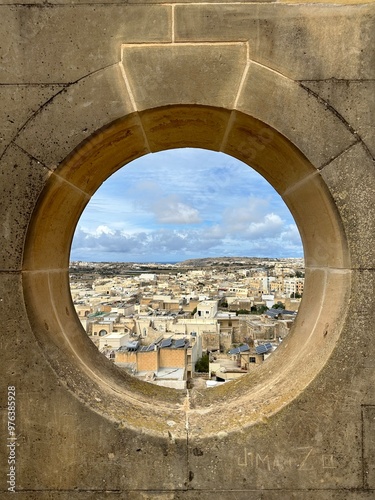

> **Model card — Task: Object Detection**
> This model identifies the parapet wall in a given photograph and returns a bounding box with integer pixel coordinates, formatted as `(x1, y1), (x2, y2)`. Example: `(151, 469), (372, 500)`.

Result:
(1, 1), (374, 498)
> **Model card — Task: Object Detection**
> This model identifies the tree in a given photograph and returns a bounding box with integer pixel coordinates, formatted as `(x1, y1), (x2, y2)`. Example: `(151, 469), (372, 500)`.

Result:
(220, 299), (228, 308)
(195, 354), (209, 373)
(273, 302), (285, 310)
(250, 305), (268, 315)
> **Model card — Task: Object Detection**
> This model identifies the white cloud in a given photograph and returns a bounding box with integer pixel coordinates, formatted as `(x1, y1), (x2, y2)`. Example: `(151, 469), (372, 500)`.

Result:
(245, 213), (284, 238)
(151, 195), (201, 224)
(71, 149), (303, 261)
(71, 220), (303, 262)
(92, 225), (115, 237)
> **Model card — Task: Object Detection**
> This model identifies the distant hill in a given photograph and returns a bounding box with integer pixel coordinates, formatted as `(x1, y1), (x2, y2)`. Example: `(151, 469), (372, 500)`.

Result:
(176, 257), (279, 267)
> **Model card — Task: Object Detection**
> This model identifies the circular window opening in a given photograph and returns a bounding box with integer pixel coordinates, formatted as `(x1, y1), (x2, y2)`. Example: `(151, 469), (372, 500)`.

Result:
(69, 148), (304, 391)
(22, 107), (350, 434)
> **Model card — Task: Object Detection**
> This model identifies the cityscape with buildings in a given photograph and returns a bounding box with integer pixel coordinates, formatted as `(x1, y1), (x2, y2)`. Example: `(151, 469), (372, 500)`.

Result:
(70, 257), (304, 390)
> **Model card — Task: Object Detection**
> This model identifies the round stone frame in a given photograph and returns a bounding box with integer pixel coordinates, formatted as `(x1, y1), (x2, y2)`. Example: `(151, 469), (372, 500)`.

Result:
(22, 106), (351, 437)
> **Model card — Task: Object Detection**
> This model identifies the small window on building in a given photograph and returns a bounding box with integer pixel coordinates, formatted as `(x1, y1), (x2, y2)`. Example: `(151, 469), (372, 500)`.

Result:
(249, 357), (256, 363)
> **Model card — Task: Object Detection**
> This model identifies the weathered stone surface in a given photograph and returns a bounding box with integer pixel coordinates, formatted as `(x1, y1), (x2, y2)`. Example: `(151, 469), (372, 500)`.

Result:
(2, 491), (375, 499)
(15, 65), (134, 169)
(0, 0), (371, 3)
(140, 105), (231, 152)
(282, 173), (350, 268)
(175, 4), (375, 80)
(23, 175), (89, 270)
(320, 143), (375, 269)
(235, 62), (356, 168)
(363, 405), (375, 489)
(222, 110), (314, 192)
(0, 144), (49, 271)
(330, 269), (375, 402)
(0, 85), (63, 158)
(301, 80), (375, 160)
(2, 492), (375, 499)
(0, 5), (171, 84)
(14, 383), (187, 491)
(121, 43), (248, 111)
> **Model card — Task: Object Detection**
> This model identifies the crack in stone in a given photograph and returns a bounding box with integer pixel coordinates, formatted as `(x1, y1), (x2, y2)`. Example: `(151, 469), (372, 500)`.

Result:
(300, 82), (375, 163)
(317, 139), (362, 171)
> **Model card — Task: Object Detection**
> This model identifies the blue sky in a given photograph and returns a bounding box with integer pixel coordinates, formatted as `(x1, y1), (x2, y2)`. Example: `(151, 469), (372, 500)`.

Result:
(70, 148), (303, 263)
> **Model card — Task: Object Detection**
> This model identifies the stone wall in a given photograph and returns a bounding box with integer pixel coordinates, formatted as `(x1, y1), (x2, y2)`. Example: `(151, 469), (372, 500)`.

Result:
(0, 0), (374, 498)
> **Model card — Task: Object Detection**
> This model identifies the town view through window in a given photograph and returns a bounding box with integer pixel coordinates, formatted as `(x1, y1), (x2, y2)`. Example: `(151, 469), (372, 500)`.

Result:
(70, 149), (304, 390)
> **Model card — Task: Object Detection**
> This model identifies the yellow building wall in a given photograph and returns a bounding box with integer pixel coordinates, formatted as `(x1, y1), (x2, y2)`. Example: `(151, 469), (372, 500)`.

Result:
(159, 349), (186, 368)
(115, 351), (137, 365)
(137, 351), (159, 372)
